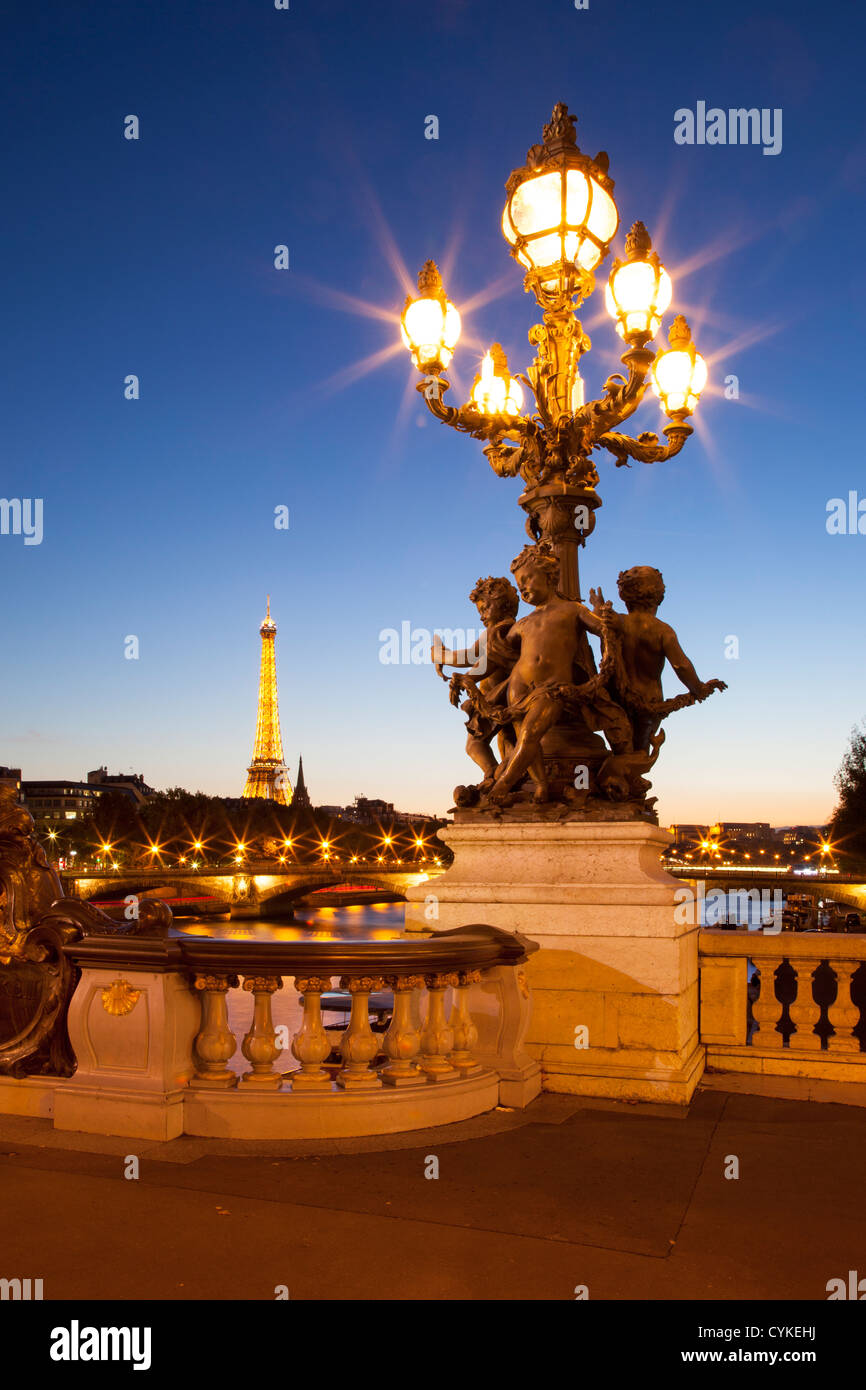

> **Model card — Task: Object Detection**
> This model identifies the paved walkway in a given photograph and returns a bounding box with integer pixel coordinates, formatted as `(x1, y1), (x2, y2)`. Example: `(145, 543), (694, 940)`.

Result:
(0, 1087), (862, 1300)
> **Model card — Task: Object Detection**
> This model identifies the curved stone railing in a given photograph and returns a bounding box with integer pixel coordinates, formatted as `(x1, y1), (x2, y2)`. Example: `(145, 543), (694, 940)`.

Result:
(42, 925), (541, 1141)
(699, 928), (866, 1091)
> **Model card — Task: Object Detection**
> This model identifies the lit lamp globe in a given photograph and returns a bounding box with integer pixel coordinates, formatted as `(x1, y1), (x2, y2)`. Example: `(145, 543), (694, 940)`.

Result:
(400, 260), (461, 374)
(471, 344), (524, 416)
(651, 315), (707, 418)
(605, 221), (672, 347)
(501, 103), (618, 302)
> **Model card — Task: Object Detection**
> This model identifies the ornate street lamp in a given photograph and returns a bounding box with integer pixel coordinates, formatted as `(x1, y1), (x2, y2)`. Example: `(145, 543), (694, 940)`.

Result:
(401, 103), (708, 601)
(651, 314), (707, 418)
(605, 221), (672, 347)
(470, 344), (524, 416)
(400, 260), (461, 374)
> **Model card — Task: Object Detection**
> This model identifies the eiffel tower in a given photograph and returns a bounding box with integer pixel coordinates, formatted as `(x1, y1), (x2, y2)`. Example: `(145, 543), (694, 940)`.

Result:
(241, 597), (293, 804)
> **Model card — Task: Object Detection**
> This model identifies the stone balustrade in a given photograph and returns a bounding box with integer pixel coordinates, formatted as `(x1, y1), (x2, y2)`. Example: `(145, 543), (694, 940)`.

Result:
(188, 966), (485, 1093)
(34, 924), (541, 1140)
(699, 929), (866, 1090)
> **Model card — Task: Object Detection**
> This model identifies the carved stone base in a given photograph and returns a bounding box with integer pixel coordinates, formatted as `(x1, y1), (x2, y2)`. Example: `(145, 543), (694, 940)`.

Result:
(452, 798), (657, 825)
(405, 819), (702, 1105)
(379, 1067), (427, 1088)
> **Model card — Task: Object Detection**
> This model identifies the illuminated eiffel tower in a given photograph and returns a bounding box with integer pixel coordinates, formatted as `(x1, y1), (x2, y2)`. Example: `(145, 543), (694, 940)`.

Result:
(241, 596), (293, 804)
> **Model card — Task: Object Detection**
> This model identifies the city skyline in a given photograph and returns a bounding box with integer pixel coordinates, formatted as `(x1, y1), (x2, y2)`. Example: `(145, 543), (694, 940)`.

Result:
(3, 583), (854, 825)
(2, 0), (864, 824)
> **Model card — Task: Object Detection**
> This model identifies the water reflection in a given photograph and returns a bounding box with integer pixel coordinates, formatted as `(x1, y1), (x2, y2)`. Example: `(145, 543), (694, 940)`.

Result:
(174, 902), (406, 942)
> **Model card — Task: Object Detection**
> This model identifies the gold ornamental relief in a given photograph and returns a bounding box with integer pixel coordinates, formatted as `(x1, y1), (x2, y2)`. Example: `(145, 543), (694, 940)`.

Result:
(101, 978), (141, 1017)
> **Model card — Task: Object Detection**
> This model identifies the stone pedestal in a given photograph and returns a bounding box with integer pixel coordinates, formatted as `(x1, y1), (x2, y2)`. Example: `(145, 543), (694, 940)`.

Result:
(406, 819), (703, 1105)
(53, 966), (199, 1140)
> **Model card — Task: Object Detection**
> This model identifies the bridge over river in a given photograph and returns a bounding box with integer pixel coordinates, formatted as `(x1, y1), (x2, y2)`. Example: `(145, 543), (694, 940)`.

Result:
(667, 866), (866, 915)
(60, 862), (866, 924)
(61, 863), (443, 919)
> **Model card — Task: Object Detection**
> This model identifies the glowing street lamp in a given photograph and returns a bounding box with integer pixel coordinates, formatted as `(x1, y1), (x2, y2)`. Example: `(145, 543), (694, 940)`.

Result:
(501, 112), (618, 300)
(400, 261), (461, 374)
(470, 345), (524, 416)
(651, 315), (708, 419)
(605, 221), (672, 347)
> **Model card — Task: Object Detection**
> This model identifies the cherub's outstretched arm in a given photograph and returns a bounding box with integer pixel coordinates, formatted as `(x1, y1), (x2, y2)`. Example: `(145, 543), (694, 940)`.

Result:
(431, 631), (490, 681)
(662, 626), (727, 699)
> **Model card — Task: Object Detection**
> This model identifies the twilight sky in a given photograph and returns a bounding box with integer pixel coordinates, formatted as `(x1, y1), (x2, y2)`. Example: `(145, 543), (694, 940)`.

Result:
(1, 0), (864, 824)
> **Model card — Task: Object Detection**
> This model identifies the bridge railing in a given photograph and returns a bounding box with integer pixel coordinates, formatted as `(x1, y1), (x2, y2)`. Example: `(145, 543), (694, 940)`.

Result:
(699, 928), (866, 1088)
(46, 924), (541, 1141)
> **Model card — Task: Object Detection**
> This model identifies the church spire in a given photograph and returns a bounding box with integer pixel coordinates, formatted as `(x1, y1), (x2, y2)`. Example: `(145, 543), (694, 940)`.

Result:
(292, 754), (312, 809)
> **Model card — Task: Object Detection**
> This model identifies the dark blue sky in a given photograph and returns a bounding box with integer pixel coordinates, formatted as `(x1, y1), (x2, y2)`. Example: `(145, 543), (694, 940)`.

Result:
(2, 0), (864, 822)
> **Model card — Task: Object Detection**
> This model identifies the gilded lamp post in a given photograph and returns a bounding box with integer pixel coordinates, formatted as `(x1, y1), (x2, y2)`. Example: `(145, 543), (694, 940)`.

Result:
(401, 103), (707, 603)
(400, 102), (723, 816)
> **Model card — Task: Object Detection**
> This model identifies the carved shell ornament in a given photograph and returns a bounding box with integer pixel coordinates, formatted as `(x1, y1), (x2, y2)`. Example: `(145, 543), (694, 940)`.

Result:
(101, 978), (141, 1016)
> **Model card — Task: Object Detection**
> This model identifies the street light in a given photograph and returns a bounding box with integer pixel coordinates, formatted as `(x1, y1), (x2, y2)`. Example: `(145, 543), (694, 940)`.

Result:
(470, 345), (524, 416)
(500, 111), (618, 299)
(651, 315), (707, 418)
(402, 102), (706, 601)
(400, 260), (461, 373)
(605, 221), (672, 347)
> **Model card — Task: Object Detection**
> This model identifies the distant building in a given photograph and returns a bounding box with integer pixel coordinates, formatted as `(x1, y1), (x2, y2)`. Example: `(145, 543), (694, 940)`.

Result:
(668, 824), (711, 849)
(346, 797), (395, 825)
(0, 767), (22, 800)
(316, 796), (446, 828)
(779, 825), (828, 849)
(711, 822), (772, 842)
(23, 780), (103, 824)
(23, 769), (153, 824)
(87, 767), (153, 805)
(397, 810), (448, 826)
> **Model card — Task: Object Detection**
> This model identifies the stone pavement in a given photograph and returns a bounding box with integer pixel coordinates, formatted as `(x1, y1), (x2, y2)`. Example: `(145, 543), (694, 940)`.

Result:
(0, 1087), (862, 1301)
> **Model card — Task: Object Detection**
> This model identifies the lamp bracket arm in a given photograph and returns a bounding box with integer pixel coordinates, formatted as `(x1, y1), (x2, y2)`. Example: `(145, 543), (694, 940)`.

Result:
(573, 346), (655, 447)
(596, 421), (693, 468)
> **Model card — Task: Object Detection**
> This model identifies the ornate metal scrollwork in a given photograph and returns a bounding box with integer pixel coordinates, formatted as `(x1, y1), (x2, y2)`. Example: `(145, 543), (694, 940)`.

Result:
(0, 788), (173, 1076)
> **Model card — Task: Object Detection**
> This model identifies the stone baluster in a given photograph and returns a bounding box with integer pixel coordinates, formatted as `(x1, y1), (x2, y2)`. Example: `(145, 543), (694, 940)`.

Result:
(380, 975), (426, 1087)
(827, 961), (862, 1054)
(289, 976), (334, 1089)
(750, 956), (784, 1049)
(789, 957), (823, 1051)
(449, 969), (482, 1074)
(419, 973), (458, 1080)
(192, 973), (240, 1087)
(240, 975), (283, 1087)
(337, 976), (385, 1089)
